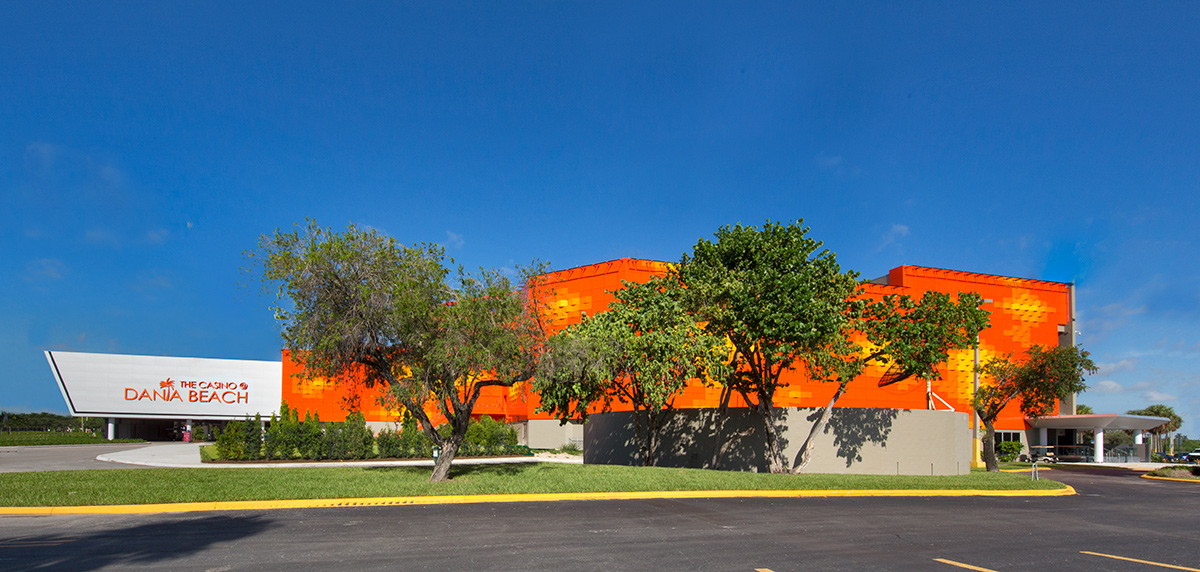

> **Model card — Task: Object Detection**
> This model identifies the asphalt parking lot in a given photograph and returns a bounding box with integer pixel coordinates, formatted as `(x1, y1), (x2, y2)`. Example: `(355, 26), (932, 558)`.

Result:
(0, 444), (150, 473)
(1, 465), (1197, 571)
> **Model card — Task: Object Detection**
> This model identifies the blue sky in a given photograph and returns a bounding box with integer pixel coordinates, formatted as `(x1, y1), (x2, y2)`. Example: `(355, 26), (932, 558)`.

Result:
(3, 2), (1198, 436)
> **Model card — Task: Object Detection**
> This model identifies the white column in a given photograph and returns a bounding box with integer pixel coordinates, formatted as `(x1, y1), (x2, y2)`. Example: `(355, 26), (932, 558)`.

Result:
(107, 418), (116, 441)
(1134, 432), (1144, 445)
(1039, 427), (1048, 448)
(1095, 428), (1105, 463)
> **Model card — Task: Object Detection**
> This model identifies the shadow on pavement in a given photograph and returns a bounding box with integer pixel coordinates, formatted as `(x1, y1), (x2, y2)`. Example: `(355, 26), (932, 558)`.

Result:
(0, 514), (274, 572)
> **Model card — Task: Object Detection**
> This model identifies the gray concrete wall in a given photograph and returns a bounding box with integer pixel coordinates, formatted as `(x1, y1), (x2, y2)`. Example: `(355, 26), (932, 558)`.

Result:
(527, 418), (584, 450)
(583, 407), (971, 475)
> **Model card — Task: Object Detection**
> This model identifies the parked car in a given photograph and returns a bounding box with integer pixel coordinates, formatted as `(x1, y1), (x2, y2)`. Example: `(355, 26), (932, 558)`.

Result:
(1185, 449), (1200, 462)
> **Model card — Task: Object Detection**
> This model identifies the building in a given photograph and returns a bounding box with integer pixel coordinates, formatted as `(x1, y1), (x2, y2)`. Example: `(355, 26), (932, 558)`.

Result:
(45, 258), (1165, 471)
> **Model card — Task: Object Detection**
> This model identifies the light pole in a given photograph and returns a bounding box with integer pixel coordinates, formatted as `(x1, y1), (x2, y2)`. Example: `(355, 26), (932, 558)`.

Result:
(972, 298), (992, 469)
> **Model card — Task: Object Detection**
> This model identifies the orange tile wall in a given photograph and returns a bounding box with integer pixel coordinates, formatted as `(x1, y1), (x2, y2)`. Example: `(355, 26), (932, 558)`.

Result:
(281, 258), (1071, 432)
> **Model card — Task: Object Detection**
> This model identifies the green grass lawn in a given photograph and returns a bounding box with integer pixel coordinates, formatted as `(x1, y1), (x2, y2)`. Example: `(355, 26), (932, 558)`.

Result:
(0, 432), (144, 446)
(0, 463), (1066, 507)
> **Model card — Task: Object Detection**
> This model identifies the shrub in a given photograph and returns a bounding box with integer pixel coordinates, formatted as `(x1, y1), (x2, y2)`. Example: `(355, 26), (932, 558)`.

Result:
(376, 427), (404, 458)
(464, 415), (518, 455)
(342, 411), (375, 460)
(215, 422), (246, 460)
(300, 410), (322, 460)
(399, 418), (434, 458)
(559, 442), (582, 455)
(997, 440), (1024, 463)
(320, 421), (345, 460)
(265, 403), (304, 460)
(244, 414), (265, 460)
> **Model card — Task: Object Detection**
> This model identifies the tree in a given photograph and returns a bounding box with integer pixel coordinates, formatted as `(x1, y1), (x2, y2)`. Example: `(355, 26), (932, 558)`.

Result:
(253, 221), (547, 482)
(535, 276), (726, 466)
(792, 288), (989, 472)
(1075, 403), (1093, 415)
(677, 220), (990, 474)
(974, 344), (1096, 471)
(1127, 404), (1182, 455)
(676, 221), (856, 473)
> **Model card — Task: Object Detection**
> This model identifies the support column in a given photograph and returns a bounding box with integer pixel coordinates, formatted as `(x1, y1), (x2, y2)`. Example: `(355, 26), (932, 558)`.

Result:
(107, 418), (116, 441)
(1134, 432), (1144, 445)
(1095, 428), (1105, 463)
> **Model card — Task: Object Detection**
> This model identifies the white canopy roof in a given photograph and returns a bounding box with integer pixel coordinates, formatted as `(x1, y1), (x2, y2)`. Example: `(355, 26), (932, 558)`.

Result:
(1026, 413), (1169, 431)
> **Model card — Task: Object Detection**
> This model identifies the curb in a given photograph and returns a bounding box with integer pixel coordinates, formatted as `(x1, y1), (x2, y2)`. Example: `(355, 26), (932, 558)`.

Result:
(93, 454), (583, 469)
(0, 486), (1076, 516)
(1140, 474), (1200, 483)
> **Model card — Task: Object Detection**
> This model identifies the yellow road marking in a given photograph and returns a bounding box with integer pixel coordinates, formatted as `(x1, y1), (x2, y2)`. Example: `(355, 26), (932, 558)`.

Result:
(0, 486), (1076, 516)
(755, 569), (775, 571)
(1081, 550), (1200, 571)
(933, 558), (999, 571)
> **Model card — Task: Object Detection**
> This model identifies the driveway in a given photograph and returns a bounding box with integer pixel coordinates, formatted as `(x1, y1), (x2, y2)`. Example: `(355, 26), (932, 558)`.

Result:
(0, 443), (151, 473)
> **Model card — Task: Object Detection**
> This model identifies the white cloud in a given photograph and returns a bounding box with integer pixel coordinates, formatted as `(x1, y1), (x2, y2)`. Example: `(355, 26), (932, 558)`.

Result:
(1096, 359), (1137, 376)
(145, 228), (170, 244)
(813, 153), (860, 178)
(1093, 380), (1124, 393)
(23, 258), (67, 281)
(1142, 390), (1177, 402)
(85, 228), (121, 248)
(445, 231), (465, 249)
(815, 153), (843, 169)
(876, 224), (910, 252)
(132, 270), (173, 291)
(25, 141), (59, 172)
(1082, 301), (1147, 338)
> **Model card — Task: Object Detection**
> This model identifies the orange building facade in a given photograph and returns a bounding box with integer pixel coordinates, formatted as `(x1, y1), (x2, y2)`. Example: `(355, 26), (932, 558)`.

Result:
(284, 258), (1074, 435)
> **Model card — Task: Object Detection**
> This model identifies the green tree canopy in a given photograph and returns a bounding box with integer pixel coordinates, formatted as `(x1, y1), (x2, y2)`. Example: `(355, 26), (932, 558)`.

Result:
(975, 344), (1096, 471)
(535, 276), (727, 465)
(1127, 404), (1183, 455)
(1127, 404), (1182, 435)
(252, 220), (547, 481)
(677, 220), (989, 473)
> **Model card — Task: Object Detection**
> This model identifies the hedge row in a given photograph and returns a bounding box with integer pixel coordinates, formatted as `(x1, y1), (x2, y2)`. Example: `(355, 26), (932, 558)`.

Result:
(214, 403), (531, 461)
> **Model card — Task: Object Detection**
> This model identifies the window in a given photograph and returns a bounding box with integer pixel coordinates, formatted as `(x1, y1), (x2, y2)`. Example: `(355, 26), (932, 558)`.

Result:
(994, 431), (1022, 453)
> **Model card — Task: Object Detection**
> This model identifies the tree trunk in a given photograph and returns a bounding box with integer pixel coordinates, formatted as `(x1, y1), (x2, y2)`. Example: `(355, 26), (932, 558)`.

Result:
(643, 407), (669, 467)
(791, 382), (849, 474)
(981, 418), (999, 472)
(429, 437), (461, 482)
(710, 387), (732, 470)
(757, 394), (787, 474)
(633, 406), (648, 466)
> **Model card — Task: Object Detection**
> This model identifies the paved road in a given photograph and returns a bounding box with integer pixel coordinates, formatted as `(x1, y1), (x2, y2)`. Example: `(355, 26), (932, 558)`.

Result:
(0, 444), (151, 473)
(1, 466), (1197, 572)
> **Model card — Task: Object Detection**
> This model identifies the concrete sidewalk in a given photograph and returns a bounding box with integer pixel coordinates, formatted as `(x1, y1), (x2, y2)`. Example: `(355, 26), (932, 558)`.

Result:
(96, 442), (583, 469)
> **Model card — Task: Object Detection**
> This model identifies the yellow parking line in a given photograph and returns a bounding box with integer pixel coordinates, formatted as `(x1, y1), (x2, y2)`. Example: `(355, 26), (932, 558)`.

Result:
(933, 558), (998, 571)
(755, 569), (775, 571)
(1081, 550), (1200, 571)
